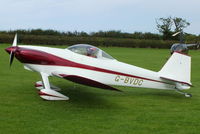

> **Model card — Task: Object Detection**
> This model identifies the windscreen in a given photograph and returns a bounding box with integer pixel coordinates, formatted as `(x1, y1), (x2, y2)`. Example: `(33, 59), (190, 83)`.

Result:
(67, 44), (115, 60)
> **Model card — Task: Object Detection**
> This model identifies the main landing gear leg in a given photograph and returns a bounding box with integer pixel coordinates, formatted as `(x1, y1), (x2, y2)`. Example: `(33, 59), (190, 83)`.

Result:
(175, 89), (192, 98)
(35, 81), (61, 91)
(37, 72), (69, 101)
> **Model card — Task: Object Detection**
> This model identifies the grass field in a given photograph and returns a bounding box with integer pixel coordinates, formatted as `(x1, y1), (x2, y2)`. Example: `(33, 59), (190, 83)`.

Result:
(0, 44), (200, 134)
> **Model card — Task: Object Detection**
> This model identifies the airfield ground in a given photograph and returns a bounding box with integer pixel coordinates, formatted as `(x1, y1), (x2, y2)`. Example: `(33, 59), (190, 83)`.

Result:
(0, 44), (200, 134)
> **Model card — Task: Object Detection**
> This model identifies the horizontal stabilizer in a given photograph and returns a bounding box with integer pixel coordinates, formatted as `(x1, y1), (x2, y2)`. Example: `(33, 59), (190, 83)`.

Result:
(160, 77), (192, 86)
(159, 52), (191, 86)
(59, 74), (121, 92)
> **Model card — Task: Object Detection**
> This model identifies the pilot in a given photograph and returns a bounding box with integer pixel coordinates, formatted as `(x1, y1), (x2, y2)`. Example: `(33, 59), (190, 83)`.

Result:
(86, 47), (97, 58)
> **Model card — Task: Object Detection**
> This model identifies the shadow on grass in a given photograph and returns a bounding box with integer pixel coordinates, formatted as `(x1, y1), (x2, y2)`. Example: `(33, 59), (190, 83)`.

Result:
(57, 83), (122, 109)
(36, 78), (193, 110)
(124, 89), (192, 100)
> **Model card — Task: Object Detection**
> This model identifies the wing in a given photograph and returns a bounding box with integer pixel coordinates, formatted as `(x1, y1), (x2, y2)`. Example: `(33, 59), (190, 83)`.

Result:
(53, 73), (121, 92)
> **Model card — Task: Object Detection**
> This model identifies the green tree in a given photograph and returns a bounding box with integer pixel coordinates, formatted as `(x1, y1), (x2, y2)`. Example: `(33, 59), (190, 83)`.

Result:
(156, 16), (190, 40)
(156, 17), (173, 40)
(173, 17), (190, 32)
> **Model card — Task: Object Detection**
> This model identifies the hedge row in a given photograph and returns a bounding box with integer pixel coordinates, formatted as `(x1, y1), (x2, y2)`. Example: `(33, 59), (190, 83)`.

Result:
(0, 34), (176, 48)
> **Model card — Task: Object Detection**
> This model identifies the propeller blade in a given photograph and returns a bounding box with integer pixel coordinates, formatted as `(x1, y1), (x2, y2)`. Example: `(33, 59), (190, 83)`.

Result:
(9, 51), (15, 67)
(12, 34), (17, 46)
(9, 33), (18, 67)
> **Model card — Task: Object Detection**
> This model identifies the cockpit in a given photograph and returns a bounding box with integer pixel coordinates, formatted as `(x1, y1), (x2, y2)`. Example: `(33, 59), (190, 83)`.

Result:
(67, 44), (115, 60)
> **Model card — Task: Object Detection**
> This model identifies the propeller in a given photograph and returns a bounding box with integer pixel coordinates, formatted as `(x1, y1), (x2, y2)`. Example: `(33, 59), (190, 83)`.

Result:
(9, 34), (18, 67)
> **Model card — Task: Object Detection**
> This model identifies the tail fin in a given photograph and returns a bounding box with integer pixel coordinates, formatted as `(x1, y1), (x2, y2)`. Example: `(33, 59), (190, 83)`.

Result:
(159, 52), (191, 86)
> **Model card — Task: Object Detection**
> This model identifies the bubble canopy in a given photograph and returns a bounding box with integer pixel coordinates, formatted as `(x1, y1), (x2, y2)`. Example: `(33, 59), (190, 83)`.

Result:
(170, 43), (189, 54)
(67, 44), (115, 60)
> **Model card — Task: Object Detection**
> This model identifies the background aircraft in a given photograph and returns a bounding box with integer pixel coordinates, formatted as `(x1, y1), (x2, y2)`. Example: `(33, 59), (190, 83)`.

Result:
(170, 31), (199, 54)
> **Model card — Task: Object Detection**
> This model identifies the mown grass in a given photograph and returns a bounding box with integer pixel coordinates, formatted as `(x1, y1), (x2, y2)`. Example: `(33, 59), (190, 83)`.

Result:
(0, 44), (200, 134)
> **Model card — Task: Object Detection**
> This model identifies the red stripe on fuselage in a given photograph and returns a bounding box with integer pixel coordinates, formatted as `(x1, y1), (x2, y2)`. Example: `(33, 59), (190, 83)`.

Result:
(14, 47), (172, 85)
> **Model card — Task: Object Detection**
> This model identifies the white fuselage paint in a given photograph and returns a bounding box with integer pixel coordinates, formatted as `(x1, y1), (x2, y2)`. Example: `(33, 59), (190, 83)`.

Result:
(20, 45), (176, 90)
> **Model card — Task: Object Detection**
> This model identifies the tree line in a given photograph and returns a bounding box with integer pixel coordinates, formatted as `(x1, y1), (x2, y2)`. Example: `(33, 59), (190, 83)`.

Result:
(0, 29), (163, 39)
(0, 16), (199, 48)
(0, 29), (199, 40)
(0, 29), (199, 48)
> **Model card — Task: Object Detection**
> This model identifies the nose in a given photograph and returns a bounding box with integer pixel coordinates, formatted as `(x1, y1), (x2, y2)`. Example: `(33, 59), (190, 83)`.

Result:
(5, 47), (17, 54)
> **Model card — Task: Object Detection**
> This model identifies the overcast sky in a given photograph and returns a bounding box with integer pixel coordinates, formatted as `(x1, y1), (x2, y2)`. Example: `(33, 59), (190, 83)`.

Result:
(0, 0), (199, 34)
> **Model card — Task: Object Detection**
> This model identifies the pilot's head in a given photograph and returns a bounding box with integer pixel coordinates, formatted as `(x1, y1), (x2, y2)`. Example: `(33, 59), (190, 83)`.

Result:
(87, 47), (97, 55)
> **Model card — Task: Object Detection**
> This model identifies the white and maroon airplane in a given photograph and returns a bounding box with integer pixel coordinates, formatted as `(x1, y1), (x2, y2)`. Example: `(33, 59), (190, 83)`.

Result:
(5, 34), (192, 100)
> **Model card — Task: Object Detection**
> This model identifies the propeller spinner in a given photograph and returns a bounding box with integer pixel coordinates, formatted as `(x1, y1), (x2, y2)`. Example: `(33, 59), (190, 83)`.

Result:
(5, 34), (18, 67)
